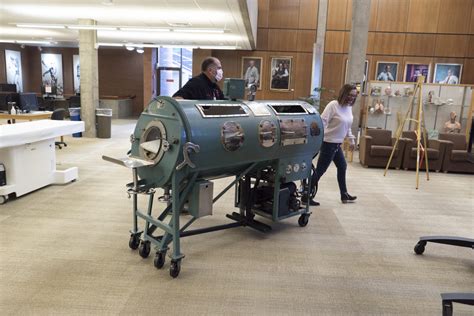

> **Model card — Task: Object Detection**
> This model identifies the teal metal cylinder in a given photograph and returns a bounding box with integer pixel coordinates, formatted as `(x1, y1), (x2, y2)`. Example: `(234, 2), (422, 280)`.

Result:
(132, 96), (323, 187)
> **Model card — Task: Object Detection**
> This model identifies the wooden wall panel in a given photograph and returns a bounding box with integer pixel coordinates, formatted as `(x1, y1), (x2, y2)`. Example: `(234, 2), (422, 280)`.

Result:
(366, 32), (375, 54)
(325, 31), (345, 53)
(471, 1), (474, 34)
(192, 49), (212, 75)
(294, 53), (313, 97)
(256, 28), (269, 51)
(321, 54), (345, 94)
(297, 30), (316, 52)
(345, 0), (352, 30)
(370, 55), (404, 81)
(468, 35), (474, 57)
(462, 58), (474, 83)
(369, 0), (379, 31)
(407, 0), (440, 33)
(372, 33), (406, 55)
(268, 0), (300, 29)
(437, 0), (472, 34)
(267, 29), (298, 52)
(327, 0), (349, 30)
(404, 34), (436, 56)
(258, 0), (269, 28)
(298, 0), (318, 30)
(98, 49), (144, 115)
(435, 35), (469, 57)
(376, 0), (409, 32)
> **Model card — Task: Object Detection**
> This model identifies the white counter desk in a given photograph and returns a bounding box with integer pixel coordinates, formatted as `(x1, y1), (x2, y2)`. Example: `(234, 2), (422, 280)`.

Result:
(0, 120), (85, 204)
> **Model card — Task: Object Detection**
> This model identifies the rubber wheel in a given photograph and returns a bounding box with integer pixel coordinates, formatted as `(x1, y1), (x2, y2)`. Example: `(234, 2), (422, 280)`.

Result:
(138, 241), (151, 258)
(414, 242), (426, 255)
(128, 235), (140, 250)
(154, 252), (166, 269)
(0, 195), (7, 205)
(170, 260), (181, 278)
(298, 214), (309, 227)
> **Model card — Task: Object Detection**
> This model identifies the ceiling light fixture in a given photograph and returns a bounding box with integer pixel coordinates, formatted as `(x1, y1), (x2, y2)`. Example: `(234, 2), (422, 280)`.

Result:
(136, 47), (145, 54)
(119, 27), (171, 32)
(101, 0), (114, 6)
(97, 42), (240, 50)
(16, 23), (66, 29)
(0, 39), (54, 45)
(67, 25), (118, 31)
(173, 28), (225, 33)
(125, 45), (135, 51)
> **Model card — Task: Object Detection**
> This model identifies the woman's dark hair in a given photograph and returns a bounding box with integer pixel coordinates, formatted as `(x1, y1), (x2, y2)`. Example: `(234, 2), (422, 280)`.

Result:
(201, 57), (217, 72)
(337, 84), (357, 104)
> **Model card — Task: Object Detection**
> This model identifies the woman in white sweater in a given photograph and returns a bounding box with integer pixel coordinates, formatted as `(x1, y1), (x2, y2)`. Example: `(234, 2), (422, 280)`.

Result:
(303, 84), (358, 206)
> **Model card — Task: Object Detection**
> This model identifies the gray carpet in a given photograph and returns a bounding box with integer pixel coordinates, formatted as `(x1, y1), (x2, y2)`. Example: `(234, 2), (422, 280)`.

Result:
(0, 119), (473, 315)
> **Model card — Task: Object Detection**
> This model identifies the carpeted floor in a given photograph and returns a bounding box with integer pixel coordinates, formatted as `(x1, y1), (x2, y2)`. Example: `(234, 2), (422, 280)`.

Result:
(0, 119), (473, 315)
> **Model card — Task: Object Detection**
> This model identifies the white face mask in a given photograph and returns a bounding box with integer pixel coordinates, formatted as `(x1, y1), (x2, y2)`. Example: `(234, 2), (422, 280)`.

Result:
(215, 68), (223, 82)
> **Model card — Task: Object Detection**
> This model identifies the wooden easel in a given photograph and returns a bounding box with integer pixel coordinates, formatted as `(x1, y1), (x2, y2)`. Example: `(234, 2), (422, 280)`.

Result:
(384, 76), (430, 189)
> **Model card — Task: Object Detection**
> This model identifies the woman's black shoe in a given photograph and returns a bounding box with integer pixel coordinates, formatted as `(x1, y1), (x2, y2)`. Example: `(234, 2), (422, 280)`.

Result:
(301, 195), (320, 206)
(341, 193), (357, 204)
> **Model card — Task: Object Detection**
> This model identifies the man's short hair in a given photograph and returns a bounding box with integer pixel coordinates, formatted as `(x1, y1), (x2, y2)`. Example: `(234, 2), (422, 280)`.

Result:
(201, 57), (217, 72)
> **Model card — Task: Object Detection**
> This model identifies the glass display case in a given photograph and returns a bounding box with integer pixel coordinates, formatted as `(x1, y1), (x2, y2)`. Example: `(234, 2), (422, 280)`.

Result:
(364, 81), (473, 139)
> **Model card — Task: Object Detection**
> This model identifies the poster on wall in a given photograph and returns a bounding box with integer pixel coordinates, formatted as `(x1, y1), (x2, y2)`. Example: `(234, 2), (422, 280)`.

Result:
(5, 50), (23, 92)
(73, 54), (80, 94)
(375, 61), (398, 81)
(433, 63), (462, 84)
(270, 56), (292, 91)
(41, 53), (64, 96)
(404, 63), (430, 83)
(344, 59), (369, 93)
(241, 57), (263, 90)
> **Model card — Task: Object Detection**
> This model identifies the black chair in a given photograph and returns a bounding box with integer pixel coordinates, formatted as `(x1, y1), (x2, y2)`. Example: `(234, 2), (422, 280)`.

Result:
(51, 108), (67, 149)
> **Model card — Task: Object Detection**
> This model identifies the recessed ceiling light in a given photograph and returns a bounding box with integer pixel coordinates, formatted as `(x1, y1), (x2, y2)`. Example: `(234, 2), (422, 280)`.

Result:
(101, 0), (114, 6)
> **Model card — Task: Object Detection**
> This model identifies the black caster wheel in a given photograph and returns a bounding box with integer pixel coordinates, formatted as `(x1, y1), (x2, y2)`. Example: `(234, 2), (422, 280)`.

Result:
(298, 214), (309, 227)
(128, 234), (140, 250)
(154, 252), (166, 269)
(170, 259), (181, 278)
(138, 241), (151, 258)
(414, 241), (426, 255)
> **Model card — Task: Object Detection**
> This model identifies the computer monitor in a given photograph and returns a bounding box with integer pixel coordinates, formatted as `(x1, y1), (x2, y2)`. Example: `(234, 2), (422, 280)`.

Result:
(0, 92), (19, 112)
(0, 84), (17, 92)
(19, 93), (39, 112)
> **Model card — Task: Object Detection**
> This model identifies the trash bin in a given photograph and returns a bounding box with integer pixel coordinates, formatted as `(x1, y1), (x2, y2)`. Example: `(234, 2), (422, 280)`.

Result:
(96, 108), (112, 139)
(69, 107), (82, 137)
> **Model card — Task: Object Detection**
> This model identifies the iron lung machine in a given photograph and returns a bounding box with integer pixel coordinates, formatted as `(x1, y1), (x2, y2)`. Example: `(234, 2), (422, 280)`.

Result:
(103, 96), (323, 278)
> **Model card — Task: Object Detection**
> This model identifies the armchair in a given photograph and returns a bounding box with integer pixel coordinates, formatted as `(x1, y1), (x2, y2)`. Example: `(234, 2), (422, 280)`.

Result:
(438, 133), (474, 173)
(359, 129), (406, 169)
(401, 131), (448, 172)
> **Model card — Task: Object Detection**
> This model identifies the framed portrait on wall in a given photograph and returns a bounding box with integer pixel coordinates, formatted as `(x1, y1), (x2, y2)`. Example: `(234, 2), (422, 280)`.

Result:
(344, 59), (369, 93)
(5, 50), (23, 92)
(41, 53), (64, 96)
(270, 56), (292, 91)
(241, 57), (263, 90)
(433, 63), (462, 84)
(404, 63), (430, 83)
(375, 61), (398, 82)
(73, 54), (80, 94)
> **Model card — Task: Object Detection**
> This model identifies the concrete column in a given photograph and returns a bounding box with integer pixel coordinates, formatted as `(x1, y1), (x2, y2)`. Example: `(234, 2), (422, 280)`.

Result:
(346, 0), (371, 137)
(78, 19), (99, 138)
(310, 0), (328, 101)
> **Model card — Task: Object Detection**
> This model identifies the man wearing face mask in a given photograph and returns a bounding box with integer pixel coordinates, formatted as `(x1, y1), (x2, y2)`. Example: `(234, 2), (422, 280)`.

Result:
(173, 57), (225, 100)
(302, 84), (358, 206)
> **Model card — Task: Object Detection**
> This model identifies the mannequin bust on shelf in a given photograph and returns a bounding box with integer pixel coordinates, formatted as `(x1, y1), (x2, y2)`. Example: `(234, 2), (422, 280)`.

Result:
(444, 111), (461, 133)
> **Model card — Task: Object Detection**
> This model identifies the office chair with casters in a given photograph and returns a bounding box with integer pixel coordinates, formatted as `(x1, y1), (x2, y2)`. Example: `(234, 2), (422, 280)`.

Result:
(51, 108), (67, 149)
